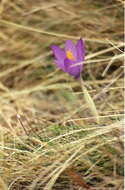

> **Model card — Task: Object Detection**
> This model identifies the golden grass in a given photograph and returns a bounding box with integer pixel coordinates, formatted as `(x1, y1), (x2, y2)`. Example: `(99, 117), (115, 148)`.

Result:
(0, 0), (124, 189)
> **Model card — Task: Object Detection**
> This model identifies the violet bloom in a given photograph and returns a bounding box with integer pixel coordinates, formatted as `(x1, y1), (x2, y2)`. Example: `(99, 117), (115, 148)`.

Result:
(51, 39), (85, 78)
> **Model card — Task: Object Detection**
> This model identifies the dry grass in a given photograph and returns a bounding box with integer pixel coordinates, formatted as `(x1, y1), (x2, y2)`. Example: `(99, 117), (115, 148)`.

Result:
(0, 0), (124, 190)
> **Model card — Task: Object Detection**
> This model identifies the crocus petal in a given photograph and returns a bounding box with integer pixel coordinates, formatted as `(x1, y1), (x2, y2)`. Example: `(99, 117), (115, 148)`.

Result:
(51, 45), (66, 60)
(76, 38), (85, 71)
(55, 59), (66, 72)
(64, 58), (80, 78)
(65, 40), (77, 59)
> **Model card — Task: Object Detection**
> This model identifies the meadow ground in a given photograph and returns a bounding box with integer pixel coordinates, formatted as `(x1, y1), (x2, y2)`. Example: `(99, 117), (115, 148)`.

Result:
(0, 0), (124, 189)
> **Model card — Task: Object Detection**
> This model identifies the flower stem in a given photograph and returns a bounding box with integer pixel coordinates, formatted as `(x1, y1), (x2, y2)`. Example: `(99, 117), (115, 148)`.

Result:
(79, 75), (100, 124)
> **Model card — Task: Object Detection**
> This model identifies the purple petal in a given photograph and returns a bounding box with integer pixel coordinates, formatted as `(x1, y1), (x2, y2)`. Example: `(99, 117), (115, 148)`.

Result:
(55, 59), (66, 72)
(51, 45), (66, 60)
(76, 38), (85, 71)
(64, 58), (81, 78)
(65, 40), (77, 59)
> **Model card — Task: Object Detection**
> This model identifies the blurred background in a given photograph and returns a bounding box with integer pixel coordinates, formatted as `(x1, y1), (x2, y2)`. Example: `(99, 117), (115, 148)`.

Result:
(0, 0), (124, 190)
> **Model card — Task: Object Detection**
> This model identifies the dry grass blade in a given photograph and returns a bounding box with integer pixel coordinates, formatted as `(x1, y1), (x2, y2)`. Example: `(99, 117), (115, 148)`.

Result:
(0, 177), (8, 190)
(0, 19), (123, 44)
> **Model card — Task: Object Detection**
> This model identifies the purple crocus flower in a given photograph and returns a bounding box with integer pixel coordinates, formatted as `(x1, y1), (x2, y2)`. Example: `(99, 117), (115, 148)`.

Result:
(51, 38), (85, 78)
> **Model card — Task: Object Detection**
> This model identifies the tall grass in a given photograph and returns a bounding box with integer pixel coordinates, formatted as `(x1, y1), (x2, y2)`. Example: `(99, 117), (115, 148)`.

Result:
(0, 0), (124, 189)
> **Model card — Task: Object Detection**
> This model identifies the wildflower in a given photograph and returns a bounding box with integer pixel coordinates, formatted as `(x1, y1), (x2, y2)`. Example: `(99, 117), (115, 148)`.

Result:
(51, 39), (85, 78)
